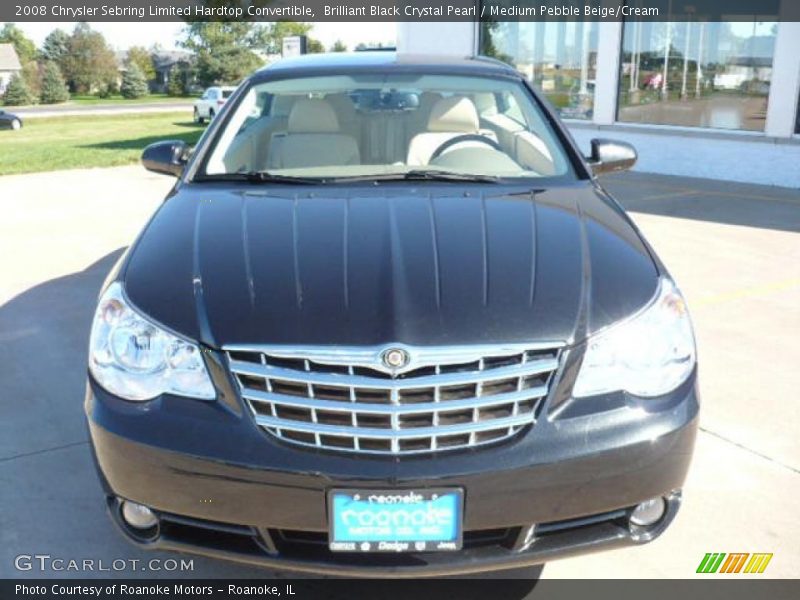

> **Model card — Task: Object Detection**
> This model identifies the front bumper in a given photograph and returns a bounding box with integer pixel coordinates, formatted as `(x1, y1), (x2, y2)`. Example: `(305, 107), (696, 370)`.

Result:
(85, 369), (699, 576)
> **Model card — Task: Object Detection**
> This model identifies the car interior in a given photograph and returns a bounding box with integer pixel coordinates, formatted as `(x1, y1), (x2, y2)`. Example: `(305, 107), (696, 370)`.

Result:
(216, 83), (563, 178)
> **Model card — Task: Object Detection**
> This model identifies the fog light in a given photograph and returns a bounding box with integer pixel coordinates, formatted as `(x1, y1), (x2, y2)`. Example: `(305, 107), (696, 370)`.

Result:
(630, 497), (666, 527)
(121, 500), (158, 530)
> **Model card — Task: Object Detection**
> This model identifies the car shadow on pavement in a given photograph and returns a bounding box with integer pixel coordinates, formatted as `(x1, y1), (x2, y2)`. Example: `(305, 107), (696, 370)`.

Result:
(0, 250), (543, 591)
(600, 172), (800, 233)
(0, 249), (125, 461)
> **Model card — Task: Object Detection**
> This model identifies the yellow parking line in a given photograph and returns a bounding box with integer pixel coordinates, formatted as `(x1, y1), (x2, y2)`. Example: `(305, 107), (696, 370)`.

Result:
(608, 180), (800, 206)
(692, 278), (800, 308)
(636, 191), (697, 202)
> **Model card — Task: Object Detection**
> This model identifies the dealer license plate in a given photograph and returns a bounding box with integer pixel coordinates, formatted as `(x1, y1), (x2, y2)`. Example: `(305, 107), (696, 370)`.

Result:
(328, 488), (463, 552)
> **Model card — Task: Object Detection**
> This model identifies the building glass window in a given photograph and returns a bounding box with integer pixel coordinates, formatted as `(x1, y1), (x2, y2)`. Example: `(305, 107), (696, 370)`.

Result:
(618, 5), (779, 131)
(480, 12), (599, 120)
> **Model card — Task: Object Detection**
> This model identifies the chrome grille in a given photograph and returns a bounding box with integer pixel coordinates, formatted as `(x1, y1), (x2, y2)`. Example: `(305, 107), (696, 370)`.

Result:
(225, 343), (562, 455)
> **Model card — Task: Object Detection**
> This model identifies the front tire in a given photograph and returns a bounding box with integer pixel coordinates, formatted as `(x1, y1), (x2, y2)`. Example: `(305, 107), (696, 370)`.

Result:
(11, 118), (21, 130)
(194, 108), (205, 125)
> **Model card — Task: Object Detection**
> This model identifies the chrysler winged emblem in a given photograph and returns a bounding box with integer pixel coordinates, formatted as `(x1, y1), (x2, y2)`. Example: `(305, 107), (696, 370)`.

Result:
(381, 347), (410, 371)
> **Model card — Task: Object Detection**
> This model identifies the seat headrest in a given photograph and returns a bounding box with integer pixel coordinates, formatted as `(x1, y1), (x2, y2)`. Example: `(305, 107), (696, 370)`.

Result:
(427, 96), (479, 133)
(472, 93), (498, 117)
(271, 95), (297, 117)
(288, 98), (340, 134)
(418, 91), (443, 108)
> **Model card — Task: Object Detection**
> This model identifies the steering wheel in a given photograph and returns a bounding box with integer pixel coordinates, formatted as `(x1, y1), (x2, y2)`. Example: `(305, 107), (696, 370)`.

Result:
(429, 134), (502, 162)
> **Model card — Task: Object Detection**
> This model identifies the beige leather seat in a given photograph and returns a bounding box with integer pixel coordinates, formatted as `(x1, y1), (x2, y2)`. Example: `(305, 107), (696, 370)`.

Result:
(324, 93), (359, 143)
(223, 95), (298, 172)
(403, 92), (442, 151)
(267, 98), (360, 169)
(407, 96), (484, 166)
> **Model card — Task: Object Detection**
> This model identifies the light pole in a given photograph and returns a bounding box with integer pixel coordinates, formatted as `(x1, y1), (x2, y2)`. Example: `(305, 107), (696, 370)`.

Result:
(662, 0), (674, 100)
(695, 21), (706, 98)
(681, 7), (695, 100)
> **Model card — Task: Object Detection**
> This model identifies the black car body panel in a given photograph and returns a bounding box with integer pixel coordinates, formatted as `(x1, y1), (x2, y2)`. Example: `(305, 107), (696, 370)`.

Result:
(86, 52), (697, 575)
(86, 370), (698, 575)
(123, 183), (658, 348)
(0, 110), (23, 129)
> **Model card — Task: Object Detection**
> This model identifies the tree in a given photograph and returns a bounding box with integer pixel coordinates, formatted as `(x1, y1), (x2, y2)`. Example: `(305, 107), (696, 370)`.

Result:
(166, 66), (184, 97)
(256, 22), (324, 56)
(95, 80), (118, 99)
(166, 62), (194, 97)
(61, 23), (119, 94)
(39, 61), (70, 104)
(331, 40), (347, 53)
(306, 38), (325, 54)
(259, 22), (313, 55)
(22, 61), (42, 99)
(1, 24), (41, 98)
(120, 63), (149, 99)
(3, 72), (34, 106)
(0, 24), (37, 65)
(126, 46), (155, 82)
(479, 22), (514, 66)
(41, 29), (69, 63)
(261, 21), (325, 54)
(181, 22), (264, 86)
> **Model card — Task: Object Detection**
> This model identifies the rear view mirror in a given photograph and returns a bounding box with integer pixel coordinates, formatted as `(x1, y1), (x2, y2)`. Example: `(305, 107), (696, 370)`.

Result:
(141, 140), (189, 177)
(588, 139), (637, 176)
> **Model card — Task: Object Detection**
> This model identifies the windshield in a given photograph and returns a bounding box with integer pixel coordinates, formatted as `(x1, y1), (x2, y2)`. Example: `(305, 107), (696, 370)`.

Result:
(203, 73), (574, 181)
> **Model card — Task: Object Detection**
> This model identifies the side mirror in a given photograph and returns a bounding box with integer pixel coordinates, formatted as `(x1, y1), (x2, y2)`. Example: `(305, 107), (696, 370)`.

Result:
(141, 140), (189, 177)
(587, 138), (637, 176)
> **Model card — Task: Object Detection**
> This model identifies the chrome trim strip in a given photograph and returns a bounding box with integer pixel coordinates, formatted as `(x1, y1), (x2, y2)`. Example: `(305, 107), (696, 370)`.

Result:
(225, 342), (564, 376)
(254, 413), (534, 439)
(228, 357), (558, 389)
(258, 432), (517, 456)
(241, 385), (548, 415)
(224, 342), (562, 455)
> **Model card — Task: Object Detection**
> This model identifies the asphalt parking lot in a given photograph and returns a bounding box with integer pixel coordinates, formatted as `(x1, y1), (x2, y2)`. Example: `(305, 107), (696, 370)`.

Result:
(0, 166), (798, 584)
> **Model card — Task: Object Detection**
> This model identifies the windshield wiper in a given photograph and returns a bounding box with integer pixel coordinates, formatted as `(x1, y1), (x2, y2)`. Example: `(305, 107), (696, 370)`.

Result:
(199, 170), (501, 185)
(329, 170), (500, 184)
(198, 172), (323, 185)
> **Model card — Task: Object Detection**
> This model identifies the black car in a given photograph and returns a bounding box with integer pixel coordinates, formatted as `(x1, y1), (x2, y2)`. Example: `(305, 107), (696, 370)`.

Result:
(86, 53), (698, 576)
(0, 109), (22, 130)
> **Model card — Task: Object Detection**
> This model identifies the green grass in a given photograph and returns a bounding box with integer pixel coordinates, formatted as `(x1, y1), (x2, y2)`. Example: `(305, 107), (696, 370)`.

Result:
(69, 93), (196, 105)
(3, 93), (197, 109)
(0, 113), (206, 176)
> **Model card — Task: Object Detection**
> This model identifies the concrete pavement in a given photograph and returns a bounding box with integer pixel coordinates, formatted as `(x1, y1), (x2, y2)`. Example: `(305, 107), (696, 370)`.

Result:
(0, 166), (798, 580)
(543, 173), (800, 578)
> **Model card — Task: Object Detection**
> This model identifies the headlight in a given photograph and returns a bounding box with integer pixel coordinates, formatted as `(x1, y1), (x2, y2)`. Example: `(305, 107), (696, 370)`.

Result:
(88, 282), (215, 401)
(573, 278), (696, 398)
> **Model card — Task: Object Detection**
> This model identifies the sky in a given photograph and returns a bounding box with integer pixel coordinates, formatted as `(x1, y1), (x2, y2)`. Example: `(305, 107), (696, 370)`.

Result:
(12, 21), (397, 52)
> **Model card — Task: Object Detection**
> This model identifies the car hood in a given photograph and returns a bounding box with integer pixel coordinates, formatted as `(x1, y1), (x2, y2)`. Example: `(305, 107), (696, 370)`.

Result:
(123, 182), (659, 348)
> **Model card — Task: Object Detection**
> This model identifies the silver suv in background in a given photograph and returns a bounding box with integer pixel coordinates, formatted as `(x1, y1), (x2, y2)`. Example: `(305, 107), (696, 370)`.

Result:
(193, 86), (236, 124)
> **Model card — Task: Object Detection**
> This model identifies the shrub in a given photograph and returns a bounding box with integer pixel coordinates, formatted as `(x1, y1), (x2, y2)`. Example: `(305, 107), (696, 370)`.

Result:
(22, 61), (42, 99)
(166, 63), (194, 97)
(39, 62), (70, 104)
(120, 63), (149, 99)
(3, 73), (35, 106)
(166, 66), (184, 97)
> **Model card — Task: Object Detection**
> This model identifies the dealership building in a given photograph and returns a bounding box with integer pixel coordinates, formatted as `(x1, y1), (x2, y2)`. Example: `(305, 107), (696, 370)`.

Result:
(398, 2), (800, 187)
